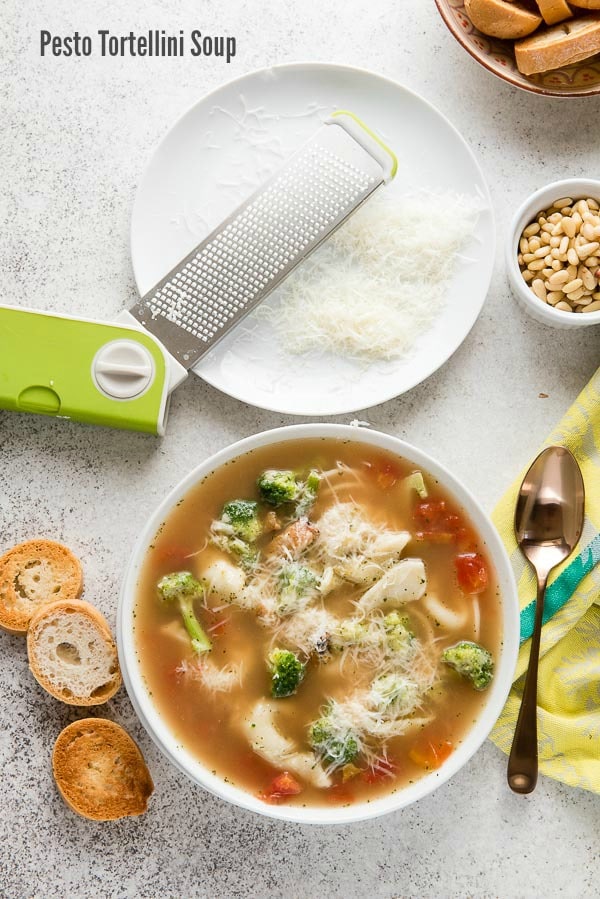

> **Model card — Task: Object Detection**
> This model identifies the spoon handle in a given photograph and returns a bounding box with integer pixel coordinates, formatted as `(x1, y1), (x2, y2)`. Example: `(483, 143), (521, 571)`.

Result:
(507, 571), (548, 794)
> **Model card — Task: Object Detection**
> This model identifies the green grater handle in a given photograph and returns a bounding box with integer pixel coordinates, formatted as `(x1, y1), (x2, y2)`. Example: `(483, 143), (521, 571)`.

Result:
(0, 305), (183, 435)
(330, 111), (398, 182)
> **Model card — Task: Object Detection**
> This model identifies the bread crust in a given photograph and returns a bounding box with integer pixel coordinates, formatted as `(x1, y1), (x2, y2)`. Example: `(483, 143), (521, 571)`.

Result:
(0, 540), (83, 634)
(535, 0), (574, 25)
(515, 14), (600, 73)
(465, 0), (543, 38)
(27, 599), (121, 705)
(52, 718), (154, 820)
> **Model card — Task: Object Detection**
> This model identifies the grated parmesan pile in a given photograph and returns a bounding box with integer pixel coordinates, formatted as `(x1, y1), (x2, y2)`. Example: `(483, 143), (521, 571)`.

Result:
(256, 190), (483, 363)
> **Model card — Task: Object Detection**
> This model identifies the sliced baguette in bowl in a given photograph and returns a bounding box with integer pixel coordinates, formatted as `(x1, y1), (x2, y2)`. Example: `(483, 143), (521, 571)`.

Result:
(464, 0), (543, 38)
(53, 718), (154, 820)
(515, 14), (600, 73)
(0, 540), (83, 634)
(535, 0), (574, 25)
(27, 599), (121, 705)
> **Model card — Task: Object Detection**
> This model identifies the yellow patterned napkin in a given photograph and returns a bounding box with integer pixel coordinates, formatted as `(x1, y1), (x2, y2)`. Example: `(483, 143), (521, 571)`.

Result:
(490, 369), (600, 792)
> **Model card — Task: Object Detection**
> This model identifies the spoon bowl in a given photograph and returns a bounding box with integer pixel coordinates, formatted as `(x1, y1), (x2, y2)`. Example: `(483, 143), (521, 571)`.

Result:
(508, 446), (585, 794)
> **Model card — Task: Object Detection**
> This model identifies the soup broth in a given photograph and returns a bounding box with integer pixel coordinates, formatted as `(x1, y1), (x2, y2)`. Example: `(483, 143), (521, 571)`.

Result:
(134, 438), (502, 808)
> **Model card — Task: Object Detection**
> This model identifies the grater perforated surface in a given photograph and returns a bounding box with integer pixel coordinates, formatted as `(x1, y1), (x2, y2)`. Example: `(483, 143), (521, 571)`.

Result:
(130, 121), (386, 368)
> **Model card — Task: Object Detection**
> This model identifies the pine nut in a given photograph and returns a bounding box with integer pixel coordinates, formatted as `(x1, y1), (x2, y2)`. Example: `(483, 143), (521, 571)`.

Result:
(562, 218), (576, 238)
(532, 279), (547, 301)
(523, 223), (540, 237)
(582, 300), (600, 313)
(547, 270), (569, 288)
(577, 242), (600, 260)
(555, 301), (573, 312)
(581, 268), (597, 290)
(554, 198), (573, 208)
(547, 291), (563, 305)
(566, 287), (585, 302)
(582, 223), (596, 240)
(528, 260), (545, 271)
(563, 278), (583, 293)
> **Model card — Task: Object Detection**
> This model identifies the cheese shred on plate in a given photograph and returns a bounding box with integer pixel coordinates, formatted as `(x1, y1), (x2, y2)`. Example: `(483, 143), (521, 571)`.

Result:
(257, 191), (482, 363)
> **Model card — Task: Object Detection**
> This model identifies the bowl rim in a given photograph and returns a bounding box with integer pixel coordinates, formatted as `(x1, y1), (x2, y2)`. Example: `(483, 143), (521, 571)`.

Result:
(434, 0), (600, 99)
(118, 423), (520, 825)
(506, 178), (600, 325)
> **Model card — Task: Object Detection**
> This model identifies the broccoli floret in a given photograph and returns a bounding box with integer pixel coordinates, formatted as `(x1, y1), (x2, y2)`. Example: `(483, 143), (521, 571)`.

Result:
(225, 535), (259, 570)
(331, 613), (415, 661)
(296, 469), (321, 517)
(279, 563), (319, 594)
(277, 562), (319, 614)
(257, 470), (300, 507)
(211, 500), (261, 570)
(157, 571), (212, 654)
(331, 619), (370, 651)
(222, 500), (262, 542)
(257, 468), (321, 518)
(442, 641), (494, 691)
(268, 648), (305, 698)
(369, 673), (418, 713)
(383, 612), (415, 653)
(309, 713), (360, 768)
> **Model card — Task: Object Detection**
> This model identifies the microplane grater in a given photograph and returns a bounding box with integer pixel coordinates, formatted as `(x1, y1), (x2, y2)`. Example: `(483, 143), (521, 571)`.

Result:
(0, 112), (396, 435)
(128, 112), (397, 369)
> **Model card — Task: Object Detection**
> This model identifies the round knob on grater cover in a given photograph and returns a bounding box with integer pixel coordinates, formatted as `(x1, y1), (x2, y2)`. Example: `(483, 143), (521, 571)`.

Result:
(92, 340), (155, 400)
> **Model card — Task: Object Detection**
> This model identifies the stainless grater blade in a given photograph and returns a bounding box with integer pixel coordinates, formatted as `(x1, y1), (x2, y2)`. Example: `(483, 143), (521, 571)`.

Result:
(129, 114), (396, 369)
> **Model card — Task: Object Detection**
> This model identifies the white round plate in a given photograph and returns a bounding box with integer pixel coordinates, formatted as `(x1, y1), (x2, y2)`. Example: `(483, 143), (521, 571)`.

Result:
(131, 63), (494, 416)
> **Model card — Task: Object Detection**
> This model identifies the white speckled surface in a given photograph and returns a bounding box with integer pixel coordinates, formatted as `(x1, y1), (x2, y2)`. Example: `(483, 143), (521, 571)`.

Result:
(1, 2), (599, 897)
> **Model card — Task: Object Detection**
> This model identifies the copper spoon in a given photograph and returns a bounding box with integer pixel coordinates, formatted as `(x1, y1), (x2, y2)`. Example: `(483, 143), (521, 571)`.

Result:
(507, 445), (585, 794)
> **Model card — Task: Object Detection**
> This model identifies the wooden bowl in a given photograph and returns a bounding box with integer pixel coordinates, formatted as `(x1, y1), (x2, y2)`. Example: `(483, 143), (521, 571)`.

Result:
(435, 0), (600, 97)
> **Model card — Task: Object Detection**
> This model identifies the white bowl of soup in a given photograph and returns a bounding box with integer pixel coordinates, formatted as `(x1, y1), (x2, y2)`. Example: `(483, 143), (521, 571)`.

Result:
(118, 425), (519, 824)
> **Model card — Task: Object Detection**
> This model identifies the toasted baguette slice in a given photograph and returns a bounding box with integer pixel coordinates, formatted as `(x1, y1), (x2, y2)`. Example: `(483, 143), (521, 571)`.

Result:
(53, 718), (154, 820)
(465, 0), (542, 38)
(27, 599), (121, 705)
(515, 14), (600, 72)
(0, 540), (83, 634)
(535, 0), (574, 24)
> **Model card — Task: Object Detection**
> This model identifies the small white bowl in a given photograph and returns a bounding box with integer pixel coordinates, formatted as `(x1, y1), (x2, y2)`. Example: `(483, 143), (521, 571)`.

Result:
(507, 179), (600, 329)
(118, 424), (519, 825)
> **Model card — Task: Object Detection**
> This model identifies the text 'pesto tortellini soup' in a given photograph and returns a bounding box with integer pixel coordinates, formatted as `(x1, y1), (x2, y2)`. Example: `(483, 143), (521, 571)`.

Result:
(135, 439), (502, 808)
